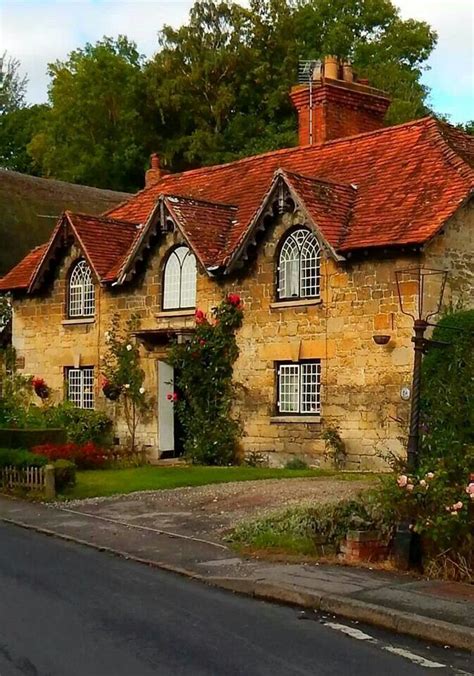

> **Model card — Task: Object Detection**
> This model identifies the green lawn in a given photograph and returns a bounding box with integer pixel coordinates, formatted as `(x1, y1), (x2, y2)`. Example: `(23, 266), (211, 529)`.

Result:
(60, 466), (370, 500)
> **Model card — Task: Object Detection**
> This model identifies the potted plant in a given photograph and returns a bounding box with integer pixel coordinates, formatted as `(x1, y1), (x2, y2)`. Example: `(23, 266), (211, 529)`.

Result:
(101, 376), (121, 401)
(32, 377), (50, 400)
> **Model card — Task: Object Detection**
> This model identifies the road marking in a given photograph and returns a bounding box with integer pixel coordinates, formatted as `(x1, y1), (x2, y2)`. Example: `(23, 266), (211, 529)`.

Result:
(323, 620), (447, 670)
(383, 646), (445, 669)
(324, 622), (376, 642)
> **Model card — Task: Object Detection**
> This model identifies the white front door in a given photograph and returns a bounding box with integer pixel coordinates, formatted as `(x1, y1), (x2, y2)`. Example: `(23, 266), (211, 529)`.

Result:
(158, 360), (174, 453)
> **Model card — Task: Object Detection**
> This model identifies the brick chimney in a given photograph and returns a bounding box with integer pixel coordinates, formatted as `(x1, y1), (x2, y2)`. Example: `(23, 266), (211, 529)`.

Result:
(145, 153), (162, 187)
(290, 56), (391, 146)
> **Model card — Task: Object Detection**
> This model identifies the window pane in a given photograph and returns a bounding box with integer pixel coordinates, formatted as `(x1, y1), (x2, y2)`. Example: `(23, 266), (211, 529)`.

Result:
(68, 369), (83, 407)
(279, 235), (300, 299)
(180, 251), (197, 308)
(300, 234), (320, 298)
(163, 252), (181, 309)
(301, 362), (321, 413)
(82, 368), (95, 409)
(279, 364), (300, 413)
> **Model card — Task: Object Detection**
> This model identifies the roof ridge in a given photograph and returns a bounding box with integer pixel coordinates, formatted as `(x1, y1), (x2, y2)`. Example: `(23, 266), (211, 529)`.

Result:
(163, 194), (238, 210)
(280, 169), (357, 191)
(66, 209), (141, 228)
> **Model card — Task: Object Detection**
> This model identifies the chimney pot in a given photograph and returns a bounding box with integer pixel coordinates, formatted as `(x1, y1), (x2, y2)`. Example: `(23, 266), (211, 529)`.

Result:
(145, 152), (162, 187)
(324, 56), (339, 80)
(342, 62), (354, 83)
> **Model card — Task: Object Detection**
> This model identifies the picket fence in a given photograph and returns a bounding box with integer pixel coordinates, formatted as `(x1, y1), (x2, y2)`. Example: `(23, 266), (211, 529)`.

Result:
(0, 464), (55, 498)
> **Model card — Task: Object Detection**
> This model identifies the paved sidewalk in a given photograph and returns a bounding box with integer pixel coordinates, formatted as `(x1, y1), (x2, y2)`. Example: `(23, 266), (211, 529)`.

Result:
(0, 495), (472, 652)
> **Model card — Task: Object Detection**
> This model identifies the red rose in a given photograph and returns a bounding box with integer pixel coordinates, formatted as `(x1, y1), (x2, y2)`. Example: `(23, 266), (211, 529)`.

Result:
(199, 339), (206, 346)
(195, 309), (207, 324)
(227, 293), (241, 307)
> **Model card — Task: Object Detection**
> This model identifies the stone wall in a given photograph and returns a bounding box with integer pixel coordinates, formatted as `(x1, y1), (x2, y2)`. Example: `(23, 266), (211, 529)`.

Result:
(10, 200), (473, 468)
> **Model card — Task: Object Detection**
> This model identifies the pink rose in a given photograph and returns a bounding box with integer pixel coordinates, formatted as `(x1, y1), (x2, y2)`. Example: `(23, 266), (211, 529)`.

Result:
(453, 501), (463, 510)
(397, 475), (408, 488)
(406, 484), (414, 492)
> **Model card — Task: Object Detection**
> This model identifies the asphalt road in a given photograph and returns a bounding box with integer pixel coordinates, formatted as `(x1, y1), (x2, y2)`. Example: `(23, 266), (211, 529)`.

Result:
(0, 523), (471, 676)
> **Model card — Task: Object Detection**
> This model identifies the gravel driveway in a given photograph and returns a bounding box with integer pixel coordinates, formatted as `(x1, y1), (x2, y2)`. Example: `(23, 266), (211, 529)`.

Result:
(62, 477), (371, 543)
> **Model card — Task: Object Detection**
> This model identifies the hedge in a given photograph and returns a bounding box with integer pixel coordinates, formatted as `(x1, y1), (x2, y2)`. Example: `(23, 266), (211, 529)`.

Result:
(0, 428), (66, 450)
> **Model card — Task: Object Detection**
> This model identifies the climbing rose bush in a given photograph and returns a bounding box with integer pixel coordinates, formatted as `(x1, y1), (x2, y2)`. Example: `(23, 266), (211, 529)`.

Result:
(168, 294), (244, 465)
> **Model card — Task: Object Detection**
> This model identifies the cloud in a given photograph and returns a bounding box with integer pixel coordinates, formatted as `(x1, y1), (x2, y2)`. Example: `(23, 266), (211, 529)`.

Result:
(1, 0), (473, 122)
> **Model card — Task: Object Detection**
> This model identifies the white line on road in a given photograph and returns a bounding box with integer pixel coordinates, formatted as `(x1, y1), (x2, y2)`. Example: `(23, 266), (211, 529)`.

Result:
(383, 646), (446, 669)
(323, 620), (447, 670)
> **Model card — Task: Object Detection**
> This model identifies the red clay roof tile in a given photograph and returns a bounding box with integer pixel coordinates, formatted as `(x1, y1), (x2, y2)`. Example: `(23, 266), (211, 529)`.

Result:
(2, 116), (473, 292)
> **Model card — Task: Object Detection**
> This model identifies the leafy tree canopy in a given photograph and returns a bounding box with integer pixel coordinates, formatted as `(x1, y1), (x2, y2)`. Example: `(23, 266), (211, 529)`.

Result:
(28, 36), (152, 191)
(11, 1), (439, 188)
(0, 104), (49, 174)
(0, 52), (28, 115)
(147, 0), (437, 169)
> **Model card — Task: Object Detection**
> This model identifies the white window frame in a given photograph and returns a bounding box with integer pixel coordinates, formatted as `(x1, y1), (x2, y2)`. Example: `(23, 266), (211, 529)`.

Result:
(163, 246), (197, 310)
(66, 367), (95, 409)
(277, 361), (321, 415)
(68, 260), (95, 318)
(277, 228), (321, 301)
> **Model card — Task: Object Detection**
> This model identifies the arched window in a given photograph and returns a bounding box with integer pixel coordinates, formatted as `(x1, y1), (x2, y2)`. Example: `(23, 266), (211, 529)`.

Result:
(163, 246), (197, 310)
(277, 228), (321, 300)
(68, 260), (95, 318)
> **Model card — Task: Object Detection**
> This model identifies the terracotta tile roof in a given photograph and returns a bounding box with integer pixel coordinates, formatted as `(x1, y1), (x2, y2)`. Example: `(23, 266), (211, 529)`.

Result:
(0, 245), (47, 291)
(163, 195), (238, 267)
(107, 116), (473, 262)
(282, 171), (356, 248)
(2, 116), (473, 292)
(65, 212), (141, 282)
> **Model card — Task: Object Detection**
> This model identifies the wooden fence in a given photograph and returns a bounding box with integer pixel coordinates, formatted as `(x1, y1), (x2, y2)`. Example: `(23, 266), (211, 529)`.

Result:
(0, 464), (55, 498)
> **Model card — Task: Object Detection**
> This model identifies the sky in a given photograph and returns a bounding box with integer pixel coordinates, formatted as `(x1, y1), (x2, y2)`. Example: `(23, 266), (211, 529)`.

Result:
(1, 0), (473, 123)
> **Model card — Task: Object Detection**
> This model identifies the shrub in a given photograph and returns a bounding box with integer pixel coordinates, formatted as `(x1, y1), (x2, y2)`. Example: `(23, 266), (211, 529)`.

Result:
(0, 428), (66, 449)
(0, 448), (48, 468)
(284, 457), (308, 470)
(33, 442), (112, 469)
(44, 403), (112, 445)
(53, 459), (76, 490)
(421, 310), (474, 458)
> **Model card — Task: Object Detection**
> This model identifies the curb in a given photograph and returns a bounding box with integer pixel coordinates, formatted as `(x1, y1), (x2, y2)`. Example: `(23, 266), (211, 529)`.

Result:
(1, 515), (473, 653)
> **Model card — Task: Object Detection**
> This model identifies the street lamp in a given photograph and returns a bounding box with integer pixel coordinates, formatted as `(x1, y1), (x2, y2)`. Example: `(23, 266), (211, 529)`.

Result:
(395, 267), (448, 471)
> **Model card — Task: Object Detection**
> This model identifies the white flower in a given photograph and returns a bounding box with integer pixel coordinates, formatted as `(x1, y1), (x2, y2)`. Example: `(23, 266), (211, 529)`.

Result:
(406, 484), (414, 492)
(453, 501), (463, 511)
(124, 383), (130, 389)
(426, 472), (434, 480)
(419, 479), (427, 488)
(126, 344), (132, 351)
(139, 387), (145, 394)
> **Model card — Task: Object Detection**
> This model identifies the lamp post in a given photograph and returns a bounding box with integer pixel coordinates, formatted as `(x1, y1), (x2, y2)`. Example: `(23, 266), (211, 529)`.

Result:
(395, 267), (447, 471)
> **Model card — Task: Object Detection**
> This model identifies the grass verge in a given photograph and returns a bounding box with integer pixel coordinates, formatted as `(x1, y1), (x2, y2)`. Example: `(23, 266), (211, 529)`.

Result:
(60, 466), (373, 500)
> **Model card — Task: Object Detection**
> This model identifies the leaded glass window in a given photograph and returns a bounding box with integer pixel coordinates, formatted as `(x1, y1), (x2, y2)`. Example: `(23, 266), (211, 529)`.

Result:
(277, 361), (321, 414)
(278, 229), (321, 300)
(163, 246), (197, 310)
(68, 260), (95, 318)
(66, 367), (95, 409)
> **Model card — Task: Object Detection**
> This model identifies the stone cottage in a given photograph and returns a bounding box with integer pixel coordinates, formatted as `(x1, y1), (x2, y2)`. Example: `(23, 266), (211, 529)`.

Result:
(1, 58), (473, 468)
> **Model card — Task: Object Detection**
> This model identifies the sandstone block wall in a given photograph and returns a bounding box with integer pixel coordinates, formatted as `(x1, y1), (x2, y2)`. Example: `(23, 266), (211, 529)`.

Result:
(11, 200), (473, 468)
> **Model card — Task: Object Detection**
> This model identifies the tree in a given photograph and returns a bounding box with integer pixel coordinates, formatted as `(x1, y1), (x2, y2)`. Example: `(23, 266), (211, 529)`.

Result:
(0, 104), (49, 173)
(0, 52), (28, 115)
(29, 36), (151, 191)
(146, 0), (437, 168)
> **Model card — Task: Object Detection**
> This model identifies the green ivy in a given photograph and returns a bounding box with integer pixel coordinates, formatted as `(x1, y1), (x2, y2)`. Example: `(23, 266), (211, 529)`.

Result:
(168, 295), (244, 465)
(421, 310), (474, 458)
